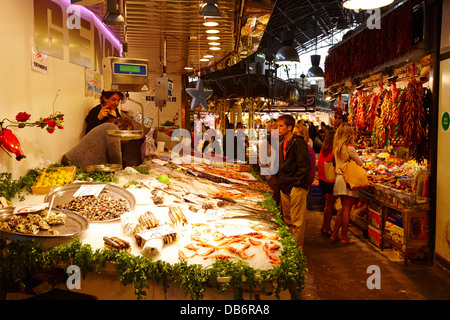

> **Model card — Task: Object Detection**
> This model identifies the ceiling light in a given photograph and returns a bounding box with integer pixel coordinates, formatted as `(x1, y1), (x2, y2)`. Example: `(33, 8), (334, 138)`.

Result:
(208, 42), (220, 46)
(306, 55), (325, 80)
(210, 47), (221, 51)
(200, 58), (209, 62)
(203, 21), (219, 27)
(342, 0), (394, 10)
(207, 36), (220, 40)
(184, 66), (194, 70)
(203, 54), (214, 58)
(274, 30), (300, 65)
(206, 29), (220, 34)
(198, 0), (222, 18)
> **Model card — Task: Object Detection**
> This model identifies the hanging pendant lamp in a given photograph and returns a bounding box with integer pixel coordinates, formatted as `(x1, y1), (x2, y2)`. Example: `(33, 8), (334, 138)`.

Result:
(102, 0), (125, 25)
(275, 30), (300, 65)
(198, 0), (222, 18)
(306, 54), (324, 80)
(342, 0), (394, 10)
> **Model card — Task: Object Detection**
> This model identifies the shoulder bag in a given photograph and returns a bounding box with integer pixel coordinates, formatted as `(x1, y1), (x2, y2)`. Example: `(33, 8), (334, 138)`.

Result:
(323, 160), (336, 181)
(339, 160), (369, 190)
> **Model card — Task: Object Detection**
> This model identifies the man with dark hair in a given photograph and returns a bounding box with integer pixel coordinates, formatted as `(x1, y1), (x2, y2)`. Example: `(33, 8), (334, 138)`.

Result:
(276, 114), (310, 249)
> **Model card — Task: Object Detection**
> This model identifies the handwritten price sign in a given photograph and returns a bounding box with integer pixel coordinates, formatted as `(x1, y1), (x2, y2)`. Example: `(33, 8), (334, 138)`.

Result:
(137, 225), (177, 241)
(73, 184), (106, 197)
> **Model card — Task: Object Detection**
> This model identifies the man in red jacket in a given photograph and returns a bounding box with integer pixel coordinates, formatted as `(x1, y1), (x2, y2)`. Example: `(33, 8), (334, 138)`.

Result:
(276, 115), (310, 250)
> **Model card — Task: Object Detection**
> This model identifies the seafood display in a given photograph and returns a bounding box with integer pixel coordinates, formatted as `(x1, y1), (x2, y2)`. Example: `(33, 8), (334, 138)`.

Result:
(133, 211), (161, 248)
(138, 211), (160, 230)
(56, 192), (129, 221)
(103, 236), (131, 252)
(168, 206), (188, 227)
(0, 209), (66, 235)
(178, 223), (281, 265)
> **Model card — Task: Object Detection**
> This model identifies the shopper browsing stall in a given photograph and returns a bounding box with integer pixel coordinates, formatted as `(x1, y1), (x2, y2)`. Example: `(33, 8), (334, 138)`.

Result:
(276, 115), (310, 249)
(330, 123), (364, 244)
(317, 130), (337, 237)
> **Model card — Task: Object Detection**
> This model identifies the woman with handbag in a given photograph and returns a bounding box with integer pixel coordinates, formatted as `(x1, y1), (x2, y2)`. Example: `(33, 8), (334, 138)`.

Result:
(317, 130), (336, 237)
(330, 123), (364, 244)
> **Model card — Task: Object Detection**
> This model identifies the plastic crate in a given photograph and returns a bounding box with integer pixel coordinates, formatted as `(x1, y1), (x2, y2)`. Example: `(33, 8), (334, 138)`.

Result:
(307, 196), (324, 211)
(308, 184), (323, 196)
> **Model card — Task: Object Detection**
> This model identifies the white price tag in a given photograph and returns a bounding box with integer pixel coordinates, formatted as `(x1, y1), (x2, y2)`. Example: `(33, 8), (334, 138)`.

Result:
(73, 184), (106, 197)
(137, 225), (177, 241)
(140, 178), (168, 190)
(204, 209), (227, 218)
(152, 159), (168, 166)
(13, 203), (49, 214)
(220, 226), (256, 237)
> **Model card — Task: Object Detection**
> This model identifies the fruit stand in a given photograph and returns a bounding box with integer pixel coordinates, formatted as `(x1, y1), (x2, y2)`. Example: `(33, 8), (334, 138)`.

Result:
(350, 149), (432, 264)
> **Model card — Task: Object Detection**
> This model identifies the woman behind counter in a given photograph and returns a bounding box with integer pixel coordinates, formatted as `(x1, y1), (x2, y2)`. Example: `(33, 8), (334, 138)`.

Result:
(85, 90), (125, 134)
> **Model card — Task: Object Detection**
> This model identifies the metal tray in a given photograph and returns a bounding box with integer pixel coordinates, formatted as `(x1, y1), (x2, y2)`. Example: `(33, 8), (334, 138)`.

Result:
(44, 182), (136, 223)
(0, 208), (89, 248)
(107, 129), (143, 140)
(85, 164), (122, 172)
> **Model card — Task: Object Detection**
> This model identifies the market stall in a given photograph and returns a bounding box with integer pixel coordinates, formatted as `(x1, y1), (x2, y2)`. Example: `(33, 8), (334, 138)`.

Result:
(330, 60), (433, 264)
(0, 154), (305, 300)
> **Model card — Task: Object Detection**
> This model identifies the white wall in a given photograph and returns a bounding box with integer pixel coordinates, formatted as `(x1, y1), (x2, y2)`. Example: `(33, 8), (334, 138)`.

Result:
(435, 0), (450, 269)
(0, 0), (98, 178)
(436, 58), (450, 265)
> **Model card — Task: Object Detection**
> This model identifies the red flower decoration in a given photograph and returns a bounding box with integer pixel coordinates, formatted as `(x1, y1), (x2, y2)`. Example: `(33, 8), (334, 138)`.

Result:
(47, 120), (57, 127)
(16, 112), (31, 122)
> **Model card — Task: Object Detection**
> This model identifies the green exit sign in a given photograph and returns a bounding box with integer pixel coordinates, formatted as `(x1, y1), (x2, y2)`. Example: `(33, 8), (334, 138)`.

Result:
(443, 112), (450, 131)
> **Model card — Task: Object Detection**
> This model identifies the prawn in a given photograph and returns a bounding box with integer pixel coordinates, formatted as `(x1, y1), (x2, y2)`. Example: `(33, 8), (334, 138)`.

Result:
(204, 254), (230, 260)
(222, 246), (255, 259)
(192, 238), (217, 249)
(241, 242), (251, 251)
(198, 248), (216, 256)
(248, 238), (262, 246)
(262, 242), (281, 264)
(178, 250), (196, 259)
(184, 244), (198, 252)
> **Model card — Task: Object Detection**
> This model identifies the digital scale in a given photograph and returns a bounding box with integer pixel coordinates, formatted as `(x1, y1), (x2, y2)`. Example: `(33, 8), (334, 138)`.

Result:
(102, 57), (151, 140)
(103, 57), (149, 92)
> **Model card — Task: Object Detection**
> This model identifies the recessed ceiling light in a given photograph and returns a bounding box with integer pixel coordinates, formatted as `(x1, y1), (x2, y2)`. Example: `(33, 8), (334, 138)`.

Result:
(203, 21), (219, 27)
(206, 29), (220, 34)
(184, 66), (194, 70)
(203, 54), (214, 58)
(207, 36), (220, 40)
(200, 58), (209, 62)
(210, 46), (221, 51)
(208, 42), (220, 46)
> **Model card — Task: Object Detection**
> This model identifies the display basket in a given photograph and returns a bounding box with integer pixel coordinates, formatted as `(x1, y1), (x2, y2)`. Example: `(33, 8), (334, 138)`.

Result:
(31, 166), (76, 195)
